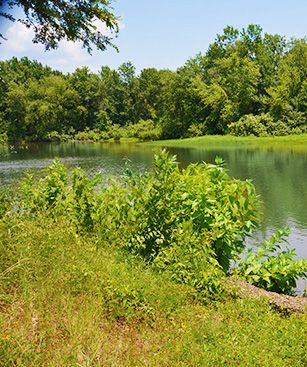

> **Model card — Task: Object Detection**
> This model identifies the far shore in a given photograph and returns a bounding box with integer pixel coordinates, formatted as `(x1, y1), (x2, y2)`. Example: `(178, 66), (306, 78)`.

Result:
(2, 134), (307, 152)
(143, 133), (307, 151)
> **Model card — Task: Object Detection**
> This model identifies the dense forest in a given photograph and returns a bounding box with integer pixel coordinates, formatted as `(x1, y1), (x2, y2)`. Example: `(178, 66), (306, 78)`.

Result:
(0, 24), (306, 143)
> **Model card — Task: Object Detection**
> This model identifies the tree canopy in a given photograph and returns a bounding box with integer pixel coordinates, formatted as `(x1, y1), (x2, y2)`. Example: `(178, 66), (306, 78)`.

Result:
(0, 0), (119, 53)
(0, 25), (306, 143)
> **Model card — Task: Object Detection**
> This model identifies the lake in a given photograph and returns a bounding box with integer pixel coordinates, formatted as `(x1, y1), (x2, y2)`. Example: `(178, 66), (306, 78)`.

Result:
(0, 141), (306, 289)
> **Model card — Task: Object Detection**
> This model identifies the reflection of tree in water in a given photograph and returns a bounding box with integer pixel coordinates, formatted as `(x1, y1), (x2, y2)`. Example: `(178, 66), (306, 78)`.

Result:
(170, 146), (307, 236)
(0, 142), (156, 185)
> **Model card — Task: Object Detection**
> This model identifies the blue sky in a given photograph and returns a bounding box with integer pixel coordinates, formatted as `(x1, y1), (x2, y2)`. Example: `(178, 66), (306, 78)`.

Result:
(0, 0), (306, 73)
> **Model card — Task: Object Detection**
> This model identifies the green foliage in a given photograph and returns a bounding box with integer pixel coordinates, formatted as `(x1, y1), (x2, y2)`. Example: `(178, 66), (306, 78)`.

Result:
(186, 122), (208, 137)
(0, 29), (306, 142)
(0, 132), (7, 144)
(0, 0), (119, 53)
(70, 168), (101, 230)
(17, 160), (68, 215)
(233, 228), (307, 294)
(1, 150), (307, 364)
(228, 113), (292, 137)
(152, 223), (225, 300)
(9, 151), (260, 298)
(45, 130), (73, 142)
(74, 128), (104, 142)
(124, 150), (258, 273)
(125, 119), (162, 141)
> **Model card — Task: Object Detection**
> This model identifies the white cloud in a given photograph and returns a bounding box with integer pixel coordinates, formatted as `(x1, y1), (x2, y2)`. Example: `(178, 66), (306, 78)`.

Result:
(5, 22), (35, 52)
(1, 22), (94, 71)
(0, 18), (124, 73)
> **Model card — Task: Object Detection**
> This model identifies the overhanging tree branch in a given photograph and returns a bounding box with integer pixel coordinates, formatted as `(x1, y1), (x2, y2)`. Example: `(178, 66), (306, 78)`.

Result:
(0, 0), (119, 53)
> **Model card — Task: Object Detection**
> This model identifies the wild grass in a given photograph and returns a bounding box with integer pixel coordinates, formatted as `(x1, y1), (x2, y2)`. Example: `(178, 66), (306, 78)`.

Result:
(0, 216), (306, 367)
(145, 133), (307, 151)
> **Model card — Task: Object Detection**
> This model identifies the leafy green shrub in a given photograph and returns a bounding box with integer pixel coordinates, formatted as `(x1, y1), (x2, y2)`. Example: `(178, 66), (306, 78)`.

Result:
(106, 124), (122, 141)
(265, 120), (290, 136)
(229, 113), (293, 137)
(45, 130), (62, 142)
(0, 132), (8, 144)
(17, 152), (307, 296)
(125, 119), (162, 141)
(15, 160), (68, 218)
(186, 122), (207, 137)
(153, 222), (225, 300)
(70, 167), (101, 230)
(74, 128), (102, 142)
(160, 117), (188, 139)
(229, 114), (270, 136)
(124, 150), (259, 273)
(233, 228), (307, 294)
(11, 151), (260, 299)
(282, 110), (307, 134)
(99, 130), (111, 140)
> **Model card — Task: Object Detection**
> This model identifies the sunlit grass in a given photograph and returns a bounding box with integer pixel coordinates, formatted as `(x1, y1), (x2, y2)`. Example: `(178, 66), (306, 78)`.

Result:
(0, 216), (306, 366)
(145, 134), (307, 151)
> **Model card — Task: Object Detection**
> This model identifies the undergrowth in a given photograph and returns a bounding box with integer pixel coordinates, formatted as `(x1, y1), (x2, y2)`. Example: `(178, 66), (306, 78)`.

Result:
(0, 150), (306, 366)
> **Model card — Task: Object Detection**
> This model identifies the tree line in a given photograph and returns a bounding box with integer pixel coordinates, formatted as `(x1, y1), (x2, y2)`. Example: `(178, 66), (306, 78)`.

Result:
(0, 24), (306, 143)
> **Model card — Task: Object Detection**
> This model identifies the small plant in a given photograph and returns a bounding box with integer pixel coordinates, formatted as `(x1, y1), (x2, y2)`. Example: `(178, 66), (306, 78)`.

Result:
(70, 167), (101, 230)
(233, 228), (307, 294)
(0, 187), (12, 218)
(17, 160), (68, 215)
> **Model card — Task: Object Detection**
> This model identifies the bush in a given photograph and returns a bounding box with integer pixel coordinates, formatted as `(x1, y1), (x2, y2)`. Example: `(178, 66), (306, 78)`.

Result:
(123, 120), (162, 141)
(0, 132), (8, 144)
(74, 128), (102, 142)
(44, 130), (73, 142)
(124, 151), (259, 273)
(12, 151), (260, 298)
(282, 110), (307, 134)
(229, 114), (270, 137)
(160, 117), (188, 139)
(186, 122), (207, 137)
(106, 124), (122, 141)
(135, 120), (162, 141)
(233, 228), (307, 294)
(153, 222), (225, 300)
(229, 113), (293, 137)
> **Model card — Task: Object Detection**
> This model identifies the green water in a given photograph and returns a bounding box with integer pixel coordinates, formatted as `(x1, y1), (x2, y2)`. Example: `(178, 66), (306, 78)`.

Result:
(1, 141), (306, 263)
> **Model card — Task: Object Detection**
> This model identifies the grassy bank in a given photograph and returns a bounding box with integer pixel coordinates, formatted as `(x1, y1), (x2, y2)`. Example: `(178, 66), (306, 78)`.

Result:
(1, 217), (306, 367)
(0, 151), (306, 366)
(145, 134), (307, 151)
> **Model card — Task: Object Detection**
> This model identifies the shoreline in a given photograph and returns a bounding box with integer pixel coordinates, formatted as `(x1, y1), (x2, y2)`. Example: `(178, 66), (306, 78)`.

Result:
(2, 133), (307, 151)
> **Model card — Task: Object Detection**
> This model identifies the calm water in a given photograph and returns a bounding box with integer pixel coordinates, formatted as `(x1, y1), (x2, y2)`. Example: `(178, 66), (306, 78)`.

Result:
(1, 141), (306, 287)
